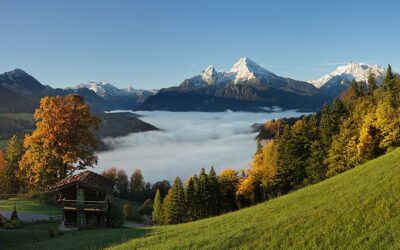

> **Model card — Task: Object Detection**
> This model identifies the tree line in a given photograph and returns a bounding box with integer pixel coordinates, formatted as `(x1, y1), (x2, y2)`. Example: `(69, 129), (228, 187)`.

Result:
(149, 65), (400, 225)
(236, 65), (400, 205)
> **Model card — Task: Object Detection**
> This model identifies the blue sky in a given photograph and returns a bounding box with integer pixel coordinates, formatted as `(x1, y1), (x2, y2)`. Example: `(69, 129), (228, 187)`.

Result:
(0, 0), (399, 89)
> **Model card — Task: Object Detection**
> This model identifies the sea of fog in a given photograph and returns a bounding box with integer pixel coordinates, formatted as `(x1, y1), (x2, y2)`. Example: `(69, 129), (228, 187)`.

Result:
(95, 110), (306, 183)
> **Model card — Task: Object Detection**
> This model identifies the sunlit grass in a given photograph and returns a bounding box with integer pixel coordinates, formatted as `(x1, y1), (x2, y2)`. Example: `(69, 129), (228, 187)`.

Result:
(0, 197), (61, 215)
(106, 148), (400, 249)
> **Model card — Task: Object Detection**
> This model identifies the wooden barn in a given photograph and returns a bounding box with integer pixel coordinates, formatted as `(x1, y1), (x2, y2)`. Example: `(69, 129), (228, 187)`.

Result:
(50, 171), (115, 228)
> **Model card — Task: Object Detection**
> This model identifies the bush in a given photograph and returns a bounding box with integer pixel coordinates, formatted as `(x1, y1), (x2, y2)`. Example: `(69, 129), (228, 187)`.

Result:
(39, 191), (57, 206)
(0, 218), (5, 227)
(4, 223), (13, 230)
(139, 199), (154, 216)
(48, 228), (57, 237)
(107, 201), (123, 227)
(123, 204), (133, 220)
(11, 204), (18, 221)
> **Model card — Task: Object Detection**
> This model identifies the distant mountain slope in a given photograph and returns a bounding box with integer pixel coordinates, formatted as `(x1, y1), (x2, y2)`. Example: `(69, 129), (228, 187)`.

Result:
(108, 148), (400, 249)
(139, 57), (326, 112)
(0, 69), (156, 112)
(0, 85), (36, 113)
(309, 62), (386, 96)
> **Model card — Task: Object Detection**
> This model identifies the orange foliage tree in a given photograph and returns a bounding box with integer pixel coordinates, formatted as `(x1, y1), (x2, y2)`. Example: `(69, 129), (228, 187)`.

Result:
(20, 94), (100, 189)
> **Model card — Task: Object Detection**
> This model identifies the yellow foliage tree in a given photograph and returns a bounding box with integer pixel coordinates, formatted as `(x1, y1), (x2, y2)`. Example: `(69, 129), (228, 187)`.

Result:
(20, 94), (100, 189)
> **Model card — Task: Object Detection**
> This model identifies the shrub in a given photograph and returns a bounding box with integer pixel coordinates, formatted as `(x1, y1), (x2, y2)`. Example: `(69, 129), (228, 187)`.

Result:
(4, 223), (13, 230)
(48, 228), (57, 237)
(123, 204), (133, 220)
(39, 191), (57, 206)
(107, 201), (123, 227)
(11, 204), (18, 221)
(0, 220), (5, 227)
(139, 199), (154, 216)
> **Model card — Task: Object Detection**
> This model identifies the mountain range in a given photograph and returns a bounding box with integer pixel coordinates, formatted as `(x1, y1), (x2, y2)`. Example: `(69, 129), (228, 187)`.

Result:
(0, 59), (390, 113)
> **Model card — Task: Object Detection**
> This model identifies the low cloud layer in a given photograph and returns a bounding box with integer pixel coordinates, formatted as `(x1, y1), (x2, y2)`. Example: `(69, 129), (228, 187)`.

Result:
(96, 110), (305, 183)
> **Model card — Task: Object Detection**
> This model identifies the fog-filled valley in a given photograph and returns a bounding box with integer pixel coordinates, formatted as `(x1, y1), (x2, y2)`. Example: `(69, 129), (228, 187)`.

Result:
(96, 110), (307, 182)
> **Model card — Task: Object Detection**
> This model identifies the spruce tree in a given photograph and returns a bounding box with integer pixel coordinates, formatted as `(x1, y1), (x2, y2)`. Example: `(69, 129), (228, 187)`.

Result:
(5, 135), (23, 194)
(368, 72), (377, 94)
(198, 168), (208, 218)
(255, 137), (263, 155)
(383, 64), (395, 91)
(152, 189), (162, 225)
(169, 177), (186, 224)
(351, 79), (360, 96)
(207, 167), (220, 216)
(319, 103), (334, 150)
(161, 189), (173, 225)
(185, 177), (196, 221)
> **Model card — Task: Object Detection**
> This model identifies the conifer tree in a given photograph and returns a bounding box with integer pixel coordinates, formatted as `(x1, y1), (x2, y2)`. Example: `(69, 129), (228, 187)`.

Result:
(185, 177), (196, 221)
(351, 79), (360, 96)
(368, 72), (377, 94)
(4, 135), (23, 194)
(383, 64), (395, 91)
(169, 177), (186, 224)
(207, 167), (220, 216)
(198, 168), (208, 218)
(218, 168), (239, 213)
(161, 189), (173, 225)
(255, 137), (263, 155)
(152, 189), (162, 225)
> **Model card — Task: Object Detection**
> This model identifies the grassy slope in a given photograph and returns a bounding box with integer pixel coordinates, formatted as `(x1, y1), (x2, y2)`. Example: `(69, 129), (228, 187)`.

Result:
(108, 148), (400, 250)
(2, 149), (399, 250)
(0, 198), (61, 214)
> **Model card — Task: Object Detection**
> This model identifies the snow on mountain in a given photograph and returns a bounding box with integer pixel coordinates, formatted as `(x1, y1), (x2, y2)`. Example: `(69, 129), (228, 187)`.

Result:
(72, 82), (158, 97)
(229, 57), (274, 83)
(181, 57), (275, 87)
(310, 62), (386, 89)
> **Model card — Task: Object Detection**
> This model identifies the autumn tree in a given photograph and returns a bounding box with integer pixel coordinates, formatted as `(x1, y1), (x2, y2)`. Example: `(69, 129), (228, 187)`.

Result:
(20, 94), (100, 189)
(130, 169), (145, 201)
(0, 150), (6, 194)
(161, 189), (173, 225)
(219, 168), (239, 213)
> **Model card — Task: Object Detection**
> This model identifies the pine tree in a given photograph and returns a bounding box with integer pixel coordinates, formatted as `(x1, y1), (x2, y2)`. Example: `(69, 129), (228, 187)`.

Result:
(207, 167), (220, 216)
(368, 72), (377, 94)
(151, 189), (162, 225)
(383, 64), (395, 91)
(197, 168), (208, 218)
(319, 103), (334, 149)
(169, 177), (186, 224)
(351, 79), (360, 96)
(255, 137), (263, 155)
(4, 135), (23, 194)
(161, 189), (173, 225)
(191, 174), (201, 219)
(185, 177), (196, 221)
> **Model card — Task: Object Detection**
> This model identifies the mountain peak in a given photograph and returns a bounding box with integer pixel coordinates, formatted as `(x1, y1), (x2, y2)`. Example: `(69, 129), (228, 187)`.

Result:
(229, 57), (273, 83)
(310, 62), (386, 89)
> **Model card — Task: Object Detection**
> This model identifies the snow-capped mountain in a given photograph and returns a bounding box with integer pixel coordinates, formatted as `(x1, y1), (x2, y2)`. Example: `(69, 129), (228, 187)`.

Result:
(140, 57), (324, 112)
(70, 82), (158, 110)
(180, 57), (279, 88)
(310, 62), (386, 89)
(229, 57), (274, 83)
(73, 82), (139, 97)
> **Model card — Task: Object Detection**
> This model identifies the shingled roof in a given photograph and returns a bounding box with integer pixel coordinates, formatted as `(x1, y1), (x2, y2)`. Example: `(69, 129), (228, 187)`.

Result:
(49, 171), (115, 194)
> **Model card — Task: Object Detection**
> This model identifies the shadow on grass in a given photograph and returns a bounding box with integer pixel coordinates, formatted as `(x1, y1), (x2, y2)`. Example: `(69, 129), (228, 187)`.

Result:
(1, 223), (153, 250)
